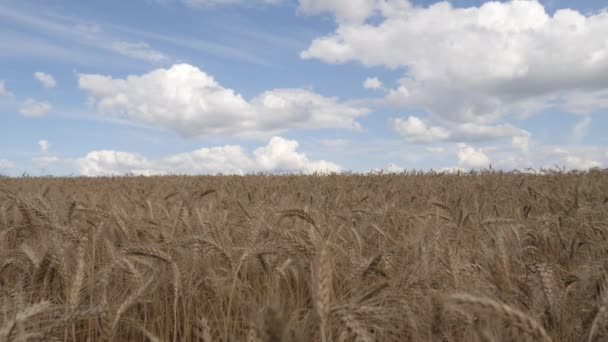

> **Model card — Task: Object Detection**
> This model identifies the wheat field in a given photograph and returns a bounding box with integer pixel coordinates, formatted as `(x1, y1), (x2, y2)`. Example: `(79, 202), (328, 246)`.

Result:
(1, 171), (607, 341)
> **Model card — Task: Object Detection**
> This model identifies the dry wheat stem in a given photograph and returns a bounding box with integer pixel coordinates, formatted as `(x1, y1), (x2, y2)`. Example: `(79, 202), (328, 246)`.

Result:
(448, 293), (552, 342)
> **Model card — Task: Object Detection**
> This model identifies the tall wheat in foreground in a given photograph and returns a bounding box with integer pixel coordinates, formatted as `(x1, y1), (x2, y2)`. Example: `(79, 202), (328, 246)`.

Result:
(0, 169), (607, 341)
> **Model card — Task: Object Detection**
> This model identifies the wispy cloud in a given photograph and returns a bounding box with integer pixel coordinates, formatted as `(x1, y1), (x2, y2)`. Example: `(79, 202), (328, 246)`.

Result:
(110, 41), (167, 62)
(107, 23), (275, 66)
(0, 81), (9, 97)
(0, 30), (126, 66)
(0, 4), (169, 64)
(571, 116), (592, 143)
(179, 0), (283, 8)
(0, 5), (280, 67)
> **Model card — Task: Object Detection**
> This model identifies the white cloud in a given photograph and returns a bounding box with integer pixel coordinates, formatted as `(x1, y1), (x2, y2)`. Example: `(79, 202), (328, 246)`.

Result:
(392, 115), (529, 143)
(426, 146), (445, 153)
(20, 99), (52, 117)
(0, 80), (14, 98)
(79, 63), (367, 137)
(110, 41), (168, 62)
(392, 116), (449, 143)
(562, 89), (608, 115)
(38, 140), (50, 153)
(512, 135), (530, 152)
(563, 155), (601, 169)
(386, 162), (404, 173)
(183, 0), (241, 5)
(301, 0), (608, 124)
(546, 146), (604, 170)
(459, 142), (607, 171)
(34, 72), (57, 88)
(253, 136), (341, 173)
(0, 159), (15, 169)
(572, 116), (592, 143)
(457, 143), (490, 169)
(33, 139), (58, 172)
(369, 162), (405, 174)
(251, 88), (364, 131)
(450, 122), (531, 142)
(298, 0), (378, 24)
(76, 150), (153, 176)
(162, 145), (255, 175)
(437, 166), (466, 173)
(363, 77), (383, 90)
(0, 5), (275, 67)
(182, 0), (281, 7)
(0, 5), (173, 66)
(73, 136), (341, 176)
(0, 81), (7, 96)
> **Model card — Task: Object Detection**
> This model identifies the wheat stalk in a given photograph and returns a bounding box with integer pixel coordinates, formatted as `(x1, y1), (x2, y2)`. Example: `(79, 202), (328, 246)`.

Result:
(448, 293), (552, 342)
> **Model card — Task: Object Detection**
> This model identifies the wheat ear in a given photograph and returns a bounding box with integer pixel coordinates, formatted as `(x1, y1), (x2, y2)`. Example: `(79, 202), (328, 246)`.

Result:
(315, 244), (333, 342)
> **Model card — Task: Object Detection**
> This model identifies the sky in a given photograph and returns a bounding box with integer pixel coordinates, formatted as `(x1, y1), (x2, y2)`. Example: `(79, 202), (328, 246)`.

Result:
(1, 0), (608, 176)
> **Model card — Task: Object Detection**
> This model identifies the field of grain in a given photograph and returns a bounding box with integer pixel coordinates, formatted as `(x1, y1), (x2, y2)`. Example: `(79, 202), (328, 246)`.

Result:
(1, 171), (607, 341)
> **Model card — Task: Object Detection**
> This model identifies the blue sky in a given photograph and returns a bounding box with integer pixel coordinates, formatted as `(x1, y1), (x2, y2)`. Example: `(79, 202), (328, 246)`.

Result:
(1, 0), (607, 176)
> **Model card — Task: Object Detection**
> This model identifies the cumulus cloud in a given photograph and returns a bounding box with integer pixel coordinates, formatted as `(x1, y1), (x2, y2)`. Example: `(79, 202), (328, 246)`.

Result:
(370, 162), (404, 174)
(301, 0), (608, 125)
(34, 72), (57, 88)
(38, 140), (50, 153)
(392, 116), (449, 143)
(20, 99), (52, 117)
(110, 41), (167, 62)
(33, 139), (58, 173)
(253, 136), (340, 173)
(459, 142), (607, 171)
(546, 146), (603, 170)
(79, 64), (367, 137)
(250, 88), (364, 131)
(392, 116), (530, 143)
(76, 151), (154, 176)
(73, 136), (341, 176)
(363, 77), (383, 90)
(457, 143), (490, 169)
(161, 145), (255, 175)
(563, 155), (602, 169)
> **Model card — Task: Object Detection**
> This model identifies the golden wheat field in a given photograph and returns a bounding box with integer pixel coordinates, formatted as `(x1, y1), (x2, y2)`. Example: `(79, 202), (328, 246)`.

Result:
(1, 171), (608, 341)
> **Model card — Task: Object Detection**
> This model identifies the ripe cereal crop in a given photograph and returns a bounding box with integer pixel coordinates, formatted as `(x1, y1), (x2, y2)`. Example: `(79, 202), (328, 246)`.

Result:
(1, 170), (607, 341)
